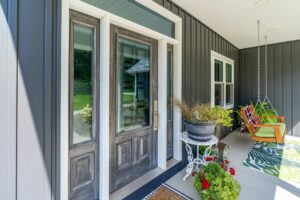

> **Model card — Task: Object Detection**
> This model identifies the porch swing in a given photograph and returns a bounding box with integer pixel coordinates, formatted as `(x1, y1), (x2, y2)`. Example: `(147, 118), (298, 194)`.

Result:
(240, 21), (287, 144)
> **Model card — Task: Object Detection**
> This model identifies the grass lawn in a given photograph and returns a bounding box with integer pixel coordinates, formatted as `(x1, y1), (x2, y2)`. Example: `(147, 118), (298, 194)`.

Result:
(74, 95), (92, 110)
(123, 93), (134, 104)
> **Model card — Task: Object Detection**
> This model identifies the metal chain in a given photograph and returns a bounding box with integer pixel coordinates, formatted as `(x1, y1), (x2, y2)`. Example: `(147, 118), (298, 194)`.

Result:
(257, 20), (261, 101)
(265, 35), (268, 97)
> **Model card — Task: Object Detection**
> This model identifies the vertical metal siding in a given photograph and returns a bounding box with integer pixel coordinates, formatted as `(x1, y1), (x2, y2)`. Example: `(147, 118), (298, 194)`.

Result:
(0, 0), (17, 199)
(153, 0), (240, 138)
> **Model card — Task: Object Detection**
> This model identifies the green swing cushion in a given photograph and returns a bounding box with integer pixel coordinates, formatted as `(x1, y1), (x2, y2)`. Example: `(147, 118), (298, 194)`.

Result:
(255, 123), (286, 138)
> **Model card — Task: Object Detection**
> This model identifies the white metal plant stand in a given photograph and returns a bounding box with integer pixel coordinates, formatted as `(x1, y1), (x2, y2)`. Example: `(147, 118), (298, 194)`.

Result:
(181, 132), (218, 181)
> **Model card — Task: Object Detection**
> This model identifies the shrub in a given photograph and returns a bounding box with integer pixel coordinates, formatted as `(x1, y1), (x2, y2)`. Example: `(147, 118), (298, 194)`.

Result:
(80, 104), (92, 124)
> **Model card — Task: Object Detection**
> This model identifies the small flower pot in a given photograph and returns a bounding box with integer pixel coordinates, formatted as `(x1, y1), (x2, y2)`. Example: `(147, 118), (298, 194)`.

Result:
(184, 121), (216, 142)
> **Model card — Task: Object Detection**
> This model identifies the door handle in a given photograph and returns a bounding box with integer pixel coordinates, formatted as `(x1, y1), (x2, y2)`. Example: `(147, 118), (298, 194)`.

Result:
(153, 100), (158, 131)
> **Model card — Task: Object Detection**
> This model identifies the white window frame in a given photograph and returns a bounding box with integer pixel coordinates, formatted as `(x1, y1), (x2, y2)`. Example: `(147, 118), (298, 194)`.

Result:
(211, 50), (234, 109)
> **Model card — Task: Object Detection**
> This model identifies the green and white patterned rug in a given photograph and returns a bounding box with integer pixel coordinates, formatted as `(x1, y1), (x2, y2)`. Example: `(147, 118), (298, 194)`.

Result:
(242, 137), (300, 188)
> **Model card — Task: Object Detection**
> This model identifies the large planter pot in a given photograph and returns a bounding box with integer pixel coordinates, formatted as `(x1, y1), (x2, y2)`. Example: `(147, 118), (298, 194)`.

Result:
(184, 121), (216, 142)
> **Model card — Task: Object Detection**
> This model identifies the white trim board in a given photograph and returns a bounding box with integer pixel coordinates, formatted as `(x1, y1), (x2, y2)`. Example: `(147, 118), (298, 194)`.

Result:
(61, 1), (183, 200)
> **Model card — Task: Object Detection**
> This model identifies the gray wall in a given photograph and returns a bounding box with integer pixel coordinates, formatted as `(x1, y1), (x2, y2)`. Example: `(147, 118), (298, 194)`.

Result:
(0, 0), (17, 199)
(153, 0), (240, 137)
(239, 40), (300, 137)
(154, 0), (239, 107)
(0, 0), (61, 199)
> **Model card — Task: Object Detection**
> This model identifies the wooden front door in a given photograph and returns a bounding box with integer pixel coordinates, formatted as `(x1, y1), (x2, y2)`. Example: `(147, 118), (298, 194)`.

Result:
(69, 11), (99, 200)
(109, 25), (158, 192)
(167, 45), (174, 160)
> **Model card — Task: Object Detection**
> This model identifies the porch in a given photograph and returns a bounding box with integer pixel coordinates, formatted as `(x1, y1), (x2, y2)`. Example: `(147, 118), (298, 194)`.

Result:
(113, 130), (300, 200)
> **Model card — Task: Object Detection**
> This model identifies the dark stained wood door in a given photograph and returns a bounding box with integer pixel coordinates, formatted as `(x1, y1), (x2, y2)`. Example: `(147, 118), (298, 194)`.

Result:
(109, 25), (158, 192)
(69, 11), (99, 200)
(167, 45), (174, 160)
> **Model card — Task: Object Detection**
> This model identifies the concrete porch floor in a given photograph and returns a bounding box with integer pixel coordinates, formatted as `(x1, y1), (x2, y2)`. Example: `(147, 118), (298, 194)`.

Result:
(166, 130), (300, 200)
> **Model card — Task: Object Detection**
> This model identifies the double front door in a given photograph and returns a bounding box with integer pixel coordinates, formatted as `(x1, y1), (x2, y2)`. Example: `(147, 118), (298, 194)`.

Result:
(68, 11), (173, 198)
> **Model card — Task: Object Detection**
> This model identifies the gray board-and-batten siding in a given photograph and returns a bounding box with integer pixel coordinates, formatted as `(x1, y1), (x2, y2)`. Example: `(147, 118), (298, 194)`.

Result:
(1, 0), (300, 200)
(0, 0), (61, 199)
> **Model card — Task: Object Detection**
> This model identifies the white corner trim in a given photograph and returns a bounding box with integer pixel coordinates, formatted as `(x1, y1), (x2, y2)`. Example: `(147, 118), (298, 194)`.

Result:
(99, 15), (110, 200)
(173, 20), (182, 161)
(158, 38), (168, 170)
(60, 0), (69, 200)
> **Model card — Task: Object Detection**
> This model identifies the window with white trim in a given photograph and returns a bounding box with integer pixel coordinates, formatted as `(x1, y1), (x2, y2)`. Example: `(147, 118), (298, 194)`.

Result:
(211, 51), (234, 109)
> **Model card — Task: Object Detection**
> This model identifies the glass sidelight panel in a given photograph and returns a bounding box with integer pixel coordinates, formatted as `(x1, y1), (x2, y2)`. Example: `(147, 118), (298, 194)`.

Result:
(71, 24), (94, 145)
(117, 37), (151, 133)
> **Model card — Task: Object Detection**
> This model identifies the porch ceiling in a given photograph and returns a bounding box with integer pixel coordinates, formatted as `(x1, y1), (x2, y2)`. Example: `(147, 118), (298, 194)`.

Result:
(172, 0), (300, 49)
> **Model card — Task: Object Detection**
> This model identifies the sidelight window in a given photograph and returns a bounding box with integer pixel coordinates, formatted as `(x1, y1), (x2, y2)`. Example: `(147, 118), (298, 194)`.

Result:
(70, 24), (95, 145)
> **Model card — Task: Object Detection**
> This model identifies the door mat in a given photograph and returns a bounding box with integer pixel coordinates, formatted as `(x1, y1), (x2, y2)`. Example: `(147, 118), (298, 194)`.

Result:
(143, 184), (192, 200)
(242, 137), (300, 188)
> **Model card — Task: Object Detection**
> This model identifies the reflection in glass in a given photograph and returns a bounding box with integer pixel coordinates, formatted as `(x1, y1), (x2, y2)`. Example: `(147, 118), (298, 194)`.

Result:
(226, 63), (232, 83)
(167, 50), (172, 121)
(214, 59), (223, 82)
(117, 37), (151, 133)
(72, 24), (94, 144)
(215, 83), (224, 107)
(226, 84), (234, 105)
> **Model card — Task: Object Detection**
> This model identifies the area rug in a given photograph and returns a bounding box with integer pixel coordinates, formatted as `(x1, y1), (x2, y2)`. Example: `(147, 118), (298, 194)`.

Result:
(242, 137), (300, 188)
(143, 184), (192, 200)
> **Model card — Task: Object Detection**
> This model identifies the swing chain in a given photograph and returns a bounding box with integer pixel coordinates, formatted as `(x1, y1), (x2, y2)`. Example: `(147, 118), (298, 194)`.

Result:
(257, 20), (261, 101)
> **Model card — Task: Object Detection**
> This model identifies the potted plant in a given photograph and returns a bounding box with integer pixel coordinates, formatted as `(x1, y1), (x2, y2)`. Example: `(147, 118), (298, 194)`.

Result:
(193, 162), (240, 200)
(176, 100), (233, 142)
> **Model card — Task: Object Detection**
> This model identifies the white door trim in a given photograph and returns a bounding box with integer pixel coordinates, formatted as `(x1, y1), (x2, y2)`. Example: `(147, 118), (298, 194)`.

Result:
(61, 1), (182, 199)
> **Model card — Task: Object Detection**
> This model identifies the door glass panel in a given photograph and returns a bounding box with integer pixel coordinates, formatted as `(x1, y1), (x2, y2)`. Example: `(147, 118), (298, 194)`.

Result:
(167, 50), (172, 121)
(117, 37), (151, 133)
(226, 84), (234, 105)
(226, 63), (232, 83)
(215, 83), (224, 107)
(72, 24), (94, 145)
(214, 59), (223, 82)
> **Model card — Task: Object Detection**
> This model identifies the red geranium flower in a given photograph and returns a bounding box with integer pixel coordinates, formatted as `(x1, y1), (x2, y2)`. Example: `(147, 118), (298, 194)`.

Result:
(192, 171), (196, 176)
(220, 163), (225, 169)
(205, 156), (213, 162)
(201, 179), (210, 189)
(229, 167), (236, 175)
(225, 159), (229, 164)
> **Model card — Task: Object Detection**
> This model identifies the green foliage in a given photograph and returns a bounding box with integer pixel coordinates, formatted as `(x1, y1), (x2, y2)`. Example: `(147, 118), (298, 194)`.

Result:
(80, 104), (92, 124)
(236, 102), (278, 125)
(255, 102), (277, 123)
(194, 163), (240, 200)
(176, 100), (233, 127)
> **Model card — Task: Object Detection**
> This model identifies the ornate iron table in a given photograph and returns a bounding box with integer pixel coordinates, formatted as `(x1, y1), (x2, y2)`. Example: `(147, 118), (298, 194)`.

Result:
(181, 132), (218, 181)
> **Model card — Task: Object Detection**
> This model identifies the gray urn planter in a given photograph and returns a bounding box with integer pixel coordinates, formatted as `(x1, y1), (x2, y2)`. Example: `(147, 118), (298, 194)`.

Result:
(184, 121), (216, 142)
